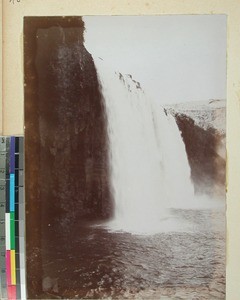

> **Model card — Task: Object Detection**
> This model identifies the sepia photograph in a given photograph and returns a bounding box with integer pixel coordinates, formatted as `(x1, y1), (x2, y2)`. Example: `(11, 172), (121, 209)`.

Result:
(24, 15), (226, 299)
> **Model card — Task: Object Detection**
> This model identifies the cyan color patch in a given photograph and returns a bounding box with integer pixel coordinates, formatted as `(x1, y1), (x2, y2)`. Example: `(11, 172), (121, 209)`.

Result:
(10, 174), (15, 212)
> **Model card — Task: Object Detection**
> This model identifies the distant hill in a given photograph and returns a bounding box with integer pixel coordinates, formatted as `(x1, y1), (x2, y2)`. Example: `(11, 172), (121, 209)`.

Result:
(164, 99), (226, 135)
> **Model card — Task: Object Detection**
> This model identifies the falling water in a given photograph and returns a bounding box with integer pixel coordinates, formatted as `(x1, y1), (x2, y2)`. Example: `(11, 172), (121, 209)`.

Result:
(94, 58), (195, 233)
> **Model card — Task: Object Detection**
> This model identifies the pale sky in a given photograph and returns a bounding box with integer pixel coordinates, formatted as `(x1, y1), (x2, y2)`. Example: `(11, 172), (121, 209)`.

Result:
(83, 15), (226, 104)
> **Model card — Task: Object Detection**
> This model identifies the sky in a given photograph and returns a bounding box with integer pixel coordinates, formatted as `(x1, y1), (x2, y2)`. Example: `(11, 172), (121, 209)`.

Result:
(83, 15), (226, 104)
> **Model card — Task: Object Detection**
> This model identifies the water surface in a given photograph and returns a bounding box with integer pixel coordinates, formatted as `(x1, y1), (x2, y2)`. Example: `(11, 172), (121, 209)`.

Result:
(41, 209), (225, 299)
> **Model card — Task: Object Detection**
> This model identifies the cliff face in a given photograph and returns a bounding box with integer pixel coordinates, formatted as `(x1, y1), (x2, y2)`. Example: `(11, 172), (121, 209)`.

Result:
(165, 100), (226, 197)
(25, 18), (112, 226)
(24, 17), (112, 297)
(36, 28), (113, 226)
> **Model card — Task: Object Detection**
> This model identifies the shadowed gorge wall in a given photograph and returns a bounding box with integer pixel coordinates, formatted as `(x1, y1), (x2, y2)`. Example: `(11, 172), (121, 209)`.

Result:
(24, 17), (112, 298)
(174, 114), (226, 196)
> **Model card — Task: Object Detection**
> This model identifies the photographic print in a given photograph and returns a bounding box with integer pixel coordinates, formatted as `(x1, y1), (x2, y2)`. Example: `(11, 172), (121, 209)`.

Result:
(24, 15), (226, 299)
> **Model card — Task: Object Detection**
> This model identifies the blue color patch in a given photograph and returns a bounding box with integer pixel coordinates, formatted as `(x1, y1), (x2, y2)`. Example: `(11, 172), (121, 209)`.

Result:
(10, 137), (15, 174)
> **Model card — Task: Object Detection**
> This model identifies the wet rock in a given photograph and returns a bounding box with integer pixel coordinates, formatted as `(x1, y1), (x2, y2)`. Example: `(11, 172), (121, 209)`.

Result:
(174, 113), (225, 197)
(42, 276), (58, 293)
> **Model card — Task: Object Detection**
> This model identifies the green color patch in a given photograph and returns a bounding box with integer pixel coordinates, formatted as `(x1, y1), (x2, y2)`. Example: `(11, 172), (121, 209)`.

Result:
(10, 212), (15, 250)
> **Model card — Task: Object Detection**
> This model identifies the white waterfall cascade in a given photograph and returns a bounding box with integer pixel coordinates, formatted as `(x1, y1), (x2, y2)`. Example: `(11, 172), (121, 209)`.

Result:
(94, 58), (196, 234)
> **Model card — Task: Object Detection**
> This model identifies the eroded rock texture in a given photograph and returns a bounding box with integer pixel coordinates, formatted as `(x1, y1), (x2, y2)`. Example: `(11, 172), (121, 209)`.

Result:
(174, 113), (225, 196)
(24, 17), (112, 298)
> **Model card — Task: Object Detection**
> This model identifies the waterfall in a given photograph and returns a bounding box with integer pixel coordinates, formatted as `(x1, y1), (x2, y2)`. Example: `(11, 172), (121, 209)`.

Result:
(94, 58), (195, 234)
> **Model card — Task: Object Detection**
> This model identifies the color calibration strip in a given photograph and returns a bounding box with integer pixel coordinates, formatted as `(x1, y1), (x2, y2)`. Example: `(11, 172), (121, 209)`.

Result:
(0, 137), (26, 300)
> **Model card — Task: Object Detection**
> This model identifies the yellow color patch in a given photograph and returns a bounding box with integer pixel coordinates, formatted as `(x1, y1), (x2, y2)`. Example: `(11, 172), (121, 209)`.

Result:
(10, 250), (16, 285)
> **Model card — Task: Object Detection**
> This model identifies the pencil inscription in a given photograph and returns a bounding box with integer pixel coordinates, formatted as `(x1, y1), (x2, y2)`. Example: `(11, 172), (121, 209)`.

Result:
(9, 0), (20, 4)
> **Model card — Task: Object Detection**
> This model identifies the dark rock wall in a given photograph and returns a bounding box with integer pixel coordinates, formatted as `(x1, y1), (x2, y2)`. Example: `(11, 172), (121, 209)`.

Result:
(24, 17), (112, 298)
(35, 26), (112, 226)
(174, 113), (225, 196)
